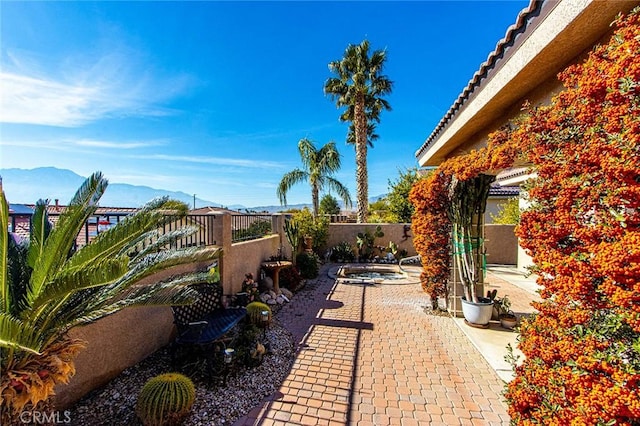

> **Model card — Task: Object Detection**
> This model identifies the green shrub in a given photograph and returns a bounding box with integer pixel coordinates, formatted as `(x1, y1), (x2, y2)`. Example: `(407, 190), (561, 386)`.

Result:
(330, 241), (355, 262)
(136, 373), (195, 426)
(291, 209), (329, 252)
(296, 252), (320, 279)
(279, 266), (303, 292)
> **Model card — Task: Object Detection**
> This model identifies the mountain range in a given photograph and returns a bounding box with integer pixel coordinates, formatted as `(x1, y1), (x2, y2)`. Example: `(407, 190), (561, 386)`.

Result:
(1, 167), (230, 209)
(1, 167), (383, 212)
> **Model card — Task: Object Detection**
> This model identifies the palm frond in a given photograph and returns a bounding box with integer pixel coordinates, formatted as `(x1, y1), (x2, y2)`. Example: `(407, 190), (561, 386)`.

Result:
(326, 177), (353, 209)
(277, 169), (308, 206)
(28, 173), (107, 304)
(26, 200), (50, 270)
(7, 236), (31, 316)
(91, 246), (221, 304)
(60, 274), (206, 332)
(129, 225), (200, 261)
(63, 205), (165, 271)
(0, 312), (42, 355)
(29, 256), (129, 315)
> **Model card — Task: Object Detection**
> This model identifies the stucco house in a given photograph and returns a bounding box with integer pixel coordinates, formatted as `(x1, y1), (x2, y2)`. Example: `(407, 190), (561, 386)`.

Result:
(415, 0), (638, 270)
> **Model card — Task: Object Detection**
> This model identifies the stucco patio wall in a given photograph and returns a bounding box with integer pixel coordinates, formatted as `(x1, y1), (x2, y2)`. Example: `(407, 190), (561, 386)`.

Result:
(484, 224), (517, 266)
(325, 223), (417, 259)
(53, 262), (213, 409)
(54, 214), (286, 409)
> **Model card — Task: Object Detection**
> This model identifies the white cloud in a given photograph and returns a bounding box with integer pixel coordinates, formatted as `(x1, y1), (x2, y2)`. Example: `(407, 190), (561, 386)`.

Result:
(0, 137), (167, 151)
(0, 48), (191, 127)
(75, 139), (168, 149)
(135, 154), (285, 170)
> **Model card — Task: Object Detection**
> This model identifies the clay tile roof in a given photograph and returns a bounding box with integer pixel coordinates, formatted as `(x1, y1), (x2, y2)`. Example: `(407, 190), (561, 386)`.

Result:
(489, 185), (521, 197)
(415, 0), (542, 160)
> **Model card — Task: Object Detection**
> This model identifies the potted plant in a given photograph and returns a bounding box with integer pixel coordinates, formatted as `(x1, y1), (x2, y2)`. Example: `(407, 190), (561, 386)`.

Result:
(494, 295), (518, 329)
(449, 174), (495, 326)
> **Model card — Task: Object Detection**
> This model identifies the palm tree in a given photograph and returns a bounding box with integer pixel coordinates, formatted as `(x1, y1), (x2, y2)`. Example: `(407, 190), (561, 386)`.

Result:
(277, 138), (352, 217)
(347, 121), (379, 148)
(324, 39), (393, 223)
(0, 172), (220, 418)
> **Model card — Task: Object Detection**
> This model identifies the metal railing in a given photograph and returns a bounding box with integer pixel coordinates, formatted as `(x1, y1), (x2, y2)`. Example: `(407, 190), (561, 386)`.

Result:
(9, 212), (217, 249)
(231, 214), (273, 243)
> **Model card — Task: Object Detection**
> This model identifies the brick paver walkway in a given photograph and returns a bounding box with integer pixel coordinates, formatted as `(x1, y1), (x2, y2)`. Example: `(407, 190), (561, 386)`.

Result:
(235, 264), (510, 425)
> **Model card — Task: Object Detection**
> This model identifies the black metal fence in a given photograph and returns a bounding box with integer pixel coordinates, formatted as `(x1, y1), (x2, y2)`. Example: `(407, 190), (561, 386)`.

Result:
(231, 214), (272, 243)
(9, 212), (217, 249)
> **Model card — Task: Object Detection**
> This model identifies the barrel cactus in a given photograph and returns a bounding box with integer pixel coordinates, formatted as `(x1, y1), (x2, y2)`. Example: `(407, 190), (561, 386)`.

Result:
(246, 301), (271, 326)
(136, 373), (196, 426)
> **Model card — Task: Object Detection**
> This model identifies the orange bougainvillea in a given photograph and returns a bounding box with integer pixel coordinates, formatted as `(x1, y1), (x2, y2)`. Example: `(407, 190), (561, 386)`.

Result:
(504, 9), (640, 424)
(408, 125), (519, 304)
(411, 8), (640, 425)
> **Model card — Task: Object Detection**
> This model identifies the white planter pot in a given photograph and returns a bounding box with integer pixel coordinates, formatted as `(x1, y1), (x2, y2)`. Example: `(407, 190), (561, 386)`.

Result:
(461, 297), (494, 325)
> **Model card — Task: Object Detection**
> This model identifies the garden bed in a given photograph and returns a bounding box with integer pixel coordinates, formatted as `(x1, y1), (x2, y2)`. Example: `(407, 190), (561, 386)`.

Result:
(69, 322), (295, 425)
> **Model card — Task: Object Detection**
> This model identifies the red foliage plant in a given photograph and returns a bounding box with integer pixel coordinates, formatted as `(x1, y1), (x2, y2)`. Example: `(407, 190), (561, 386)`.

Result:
(410, 8), (640, 424)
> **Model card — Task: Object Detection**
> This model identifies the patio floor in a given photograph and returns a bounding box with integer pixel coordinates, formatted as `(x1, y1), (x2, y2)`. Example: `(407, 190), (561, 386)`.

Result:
(233, 262), (539, 425)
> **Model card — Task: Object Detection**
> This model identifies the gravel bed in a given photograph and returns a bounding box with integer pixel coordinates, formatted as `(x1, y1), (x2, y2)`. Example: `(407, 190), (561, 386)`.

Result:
(69, 321), (296, 425)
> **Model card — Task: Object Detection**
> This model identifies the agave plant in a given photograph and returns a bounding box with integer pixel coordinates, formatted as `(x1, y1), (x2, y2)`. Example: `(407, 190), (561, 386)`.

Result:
(0, 172), (220, 419)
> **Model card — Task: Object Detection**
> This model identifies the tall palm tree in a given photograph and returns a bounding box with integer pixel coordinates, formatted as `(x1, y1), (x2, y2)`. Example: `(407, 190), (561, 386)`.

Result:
(347, 121), (379, 148)
(277, 138), (352, 217)
(0, 172), (220, 418)
(324, 39), (393, 223)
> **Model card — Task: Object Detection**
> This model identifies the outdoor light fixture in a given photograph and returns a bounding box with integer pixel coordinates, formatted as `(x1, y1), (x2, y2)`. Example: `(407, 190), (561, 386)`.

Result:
(224, 348), (235, 364)
(261, 310), (270, 340)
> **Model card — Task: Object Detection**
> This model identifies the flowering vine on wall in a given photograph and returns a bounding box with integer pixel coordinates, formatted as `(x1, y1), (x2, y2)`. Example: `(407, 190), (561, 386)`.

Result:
(411, 8), (640, 424)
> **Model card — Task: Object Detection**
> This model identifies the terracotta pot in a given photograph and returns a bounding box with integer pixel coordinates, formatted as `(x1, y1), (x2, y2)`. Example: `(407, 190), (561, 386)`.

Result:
(500, 314), (518, 330)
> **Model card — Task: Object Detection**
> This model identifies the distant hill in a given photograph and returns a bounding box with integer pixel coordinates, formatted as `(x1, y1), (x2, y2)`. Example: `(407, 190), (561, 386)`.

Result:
(1, 167), (384, 212)
(0, 167), (221, 208)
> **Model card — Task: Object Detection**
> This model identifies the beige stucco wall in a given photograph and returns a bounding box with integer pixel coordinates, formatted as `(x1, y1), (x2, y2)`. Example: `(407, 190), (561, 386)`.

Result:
(226, 234), (282, 294)
(53, 232), (284, 408)
(484, 224), (517, 266)
(326, 223), (417, 258)
(53, 261), (213, 409)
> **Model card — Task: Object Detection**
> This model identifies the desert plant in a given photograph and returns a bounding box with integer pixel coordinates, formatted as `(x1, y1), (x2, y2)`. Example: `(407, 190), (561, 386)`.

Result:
(245, 301), (272, 326)
(493, 295), (513, 317)
(0, 172), (220, 421)
(448, 174), (494, 303)
(136, 373), (195, 426)
(295, 252), (319, 279)
(356, 225), (384, 261)
(330, 241), (355, 263)
(283, 217), (300, 259)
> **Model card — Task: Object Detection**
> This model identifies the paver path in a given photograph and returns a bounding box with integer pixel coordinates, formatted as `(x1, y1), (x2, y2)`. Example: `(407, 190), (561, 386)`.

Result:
(235, 264), (510, 425)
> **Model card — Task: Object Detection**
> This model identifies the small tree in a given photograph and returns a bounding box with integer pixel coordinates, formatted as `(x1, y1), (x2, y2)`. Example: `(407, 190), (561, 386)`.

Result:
(489, 197), (520, 225)
(387, 167), (420, 223)
(277, 138), (351, 217)
(319, 194), (341, 215)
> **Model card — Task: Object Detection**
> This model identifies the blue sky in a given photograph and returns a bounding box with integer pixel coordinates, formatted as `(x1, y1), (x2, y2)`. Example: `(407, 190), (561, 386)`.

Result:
(1, 1), (528, 208)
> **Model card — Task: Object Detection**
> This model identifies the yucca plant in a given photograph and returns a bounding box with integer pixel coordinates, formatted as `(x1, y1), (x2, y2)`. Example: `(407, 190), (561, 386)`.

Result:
(0, 172), (221, 421)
